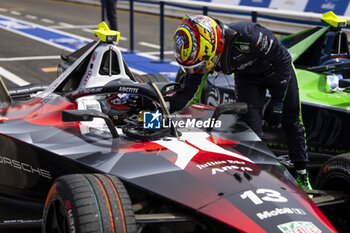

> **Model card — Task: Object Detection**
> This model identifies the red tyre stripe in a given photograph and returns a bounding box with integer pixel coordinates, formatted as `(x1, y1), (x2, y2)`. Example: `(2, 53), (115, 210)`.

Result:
(94, 176), (116, 233)
(106, 177), (127, 233)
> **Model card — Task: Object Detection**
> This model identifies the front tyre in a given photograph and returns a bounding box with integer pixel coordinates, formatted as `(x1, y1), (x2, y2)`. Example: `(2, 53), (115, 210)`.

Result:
(42, 174), (136, 233)
(315, 154), (350, 232)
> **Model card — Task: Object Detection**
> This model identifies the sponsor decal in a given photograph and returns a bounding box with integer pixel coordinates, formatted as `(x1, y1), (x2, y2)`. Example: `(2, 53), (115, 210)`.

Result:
(240, 44), (250, 51)
(79, 87), (103, 95)
(265, 141), (350, 155)
(264, 39), (274, 54)
(237, 58), (257, 70)
(65, 200), (76, 233)
(3, 219), (42, 224)
(83, 69), (92, 86)
(118, 86), (139, 93)
(92, 51), (97, 62)
(196, 159), (253, 175)
(155, 132), (253, 169)
(256, 32), (263, 46)
(278, 221), (321, 233)
(305, 0), (348, 16)
(143, 110), (162, 129)
(0, 155), (52, 179)
(257, 207), (306, 220)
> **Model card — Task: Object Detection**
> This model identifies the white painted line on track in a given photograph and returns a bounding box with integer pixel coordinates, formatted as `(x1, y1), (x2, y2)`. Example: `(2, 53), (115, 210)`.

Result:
(139, 42), (160, 49)
(139, 51), (174, 56)
(0, 66), (30, 86)
(52, 24), (97, 29)
(58, 22), (75, 28)
(41, 18), (54, 24)
(10, 11), (21, 16)
(0, 14), (92, 52)
(0, 55), (60, 62)
(138, 52), (178, 66)
(0, 14), (178, 82)
(25, 15), (37, 20)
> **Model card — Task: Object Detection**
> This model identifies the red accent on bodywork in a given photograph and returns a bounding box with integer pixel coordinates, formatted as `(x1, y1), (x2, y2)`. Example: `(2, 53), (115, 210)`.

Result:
(207, 136), (238, 147)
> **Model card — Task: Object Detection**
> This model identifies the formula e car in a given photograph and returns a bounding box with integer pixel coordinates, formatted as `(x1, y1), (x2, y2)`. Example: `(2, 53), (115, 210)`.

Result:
(0, 22), (340, 233)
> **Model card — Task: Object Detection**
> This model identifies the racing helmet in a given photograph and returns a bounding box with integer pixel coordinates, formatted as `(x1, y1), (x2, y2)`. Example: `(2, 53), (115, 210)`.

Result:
(173, 15), (225, 74)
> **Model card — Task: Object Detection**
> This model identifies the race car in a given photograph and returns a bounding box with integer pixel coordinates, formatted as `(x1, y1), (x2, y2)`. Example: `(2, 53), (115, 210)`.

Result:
(0, 22), (341, 233)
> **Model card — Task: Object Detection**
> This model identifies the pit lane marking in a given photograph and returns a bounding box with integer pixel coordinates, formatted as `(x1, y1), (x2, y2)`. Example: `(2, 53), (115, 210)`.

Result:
(42, 67), (58, 72)
(25, 15), (37, 20)
(0, 55), (60, 61)
(139, 51), (174, 56)
(41, 18), (54, 24)
(0, 66), (30, 86)
(10, 11), (21, 16)
(139, 42), (160, 49)
(0, 14), (178, 81)
(58, 22), (74, 28)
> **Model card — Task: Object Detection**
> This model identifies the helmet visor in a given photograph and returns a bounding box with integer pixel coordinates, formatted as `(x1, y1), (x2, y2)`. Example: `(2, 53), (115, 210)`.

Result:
(180, 60), (208, 74)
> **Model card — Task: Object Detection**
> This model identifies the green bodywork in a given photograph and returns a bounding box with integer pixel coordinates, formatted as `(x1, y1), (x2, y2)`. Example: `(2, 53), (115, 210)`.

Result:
(280, 24), (350, 111)
(295, 69), (350, 111)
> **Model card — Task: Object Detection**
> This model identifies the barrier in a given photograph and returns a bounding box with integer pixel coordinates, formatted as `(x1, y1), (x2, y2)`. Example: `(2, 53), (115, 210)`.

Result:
(80, 0), (350, 61)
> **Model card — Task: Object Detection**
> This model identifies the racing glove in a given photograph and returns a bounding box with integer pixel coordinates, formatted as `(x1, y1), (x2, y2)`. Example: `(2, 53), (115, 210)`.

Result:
(127, 95), (156, 111)
(264, 99), (283, 127)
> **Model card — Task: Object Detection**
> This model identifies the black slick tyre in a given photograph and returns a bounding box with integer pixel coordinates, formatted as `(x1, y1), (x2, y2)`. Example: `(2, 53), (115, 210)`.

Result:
(315, 153), (350, 232)
(134, 73), (170, 83)
(42, 174), (136, 233)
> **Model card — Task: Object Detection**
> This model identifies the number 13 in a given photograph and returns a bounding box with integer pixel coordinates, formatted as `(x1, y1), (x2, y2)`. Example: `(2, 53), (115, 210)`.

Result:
(240, 189), (288, 205)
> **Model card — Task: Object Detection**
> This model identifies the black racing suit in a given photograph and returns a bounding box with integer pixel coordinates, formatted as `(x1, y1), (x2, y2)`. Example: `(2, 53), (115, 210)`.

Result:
(166, 21), (308, 168)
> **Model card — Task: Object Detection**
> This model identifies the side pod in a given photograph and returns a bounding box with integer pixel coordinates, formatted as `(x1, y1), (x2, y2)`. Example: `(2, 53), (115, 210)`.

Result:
(0, 76), (11, 109)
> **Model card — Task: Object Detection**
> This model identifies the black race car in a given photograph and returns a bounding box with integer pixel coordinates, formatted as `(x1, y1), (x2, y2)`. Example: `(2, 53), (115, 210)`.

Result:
(0, 22), (341, 233)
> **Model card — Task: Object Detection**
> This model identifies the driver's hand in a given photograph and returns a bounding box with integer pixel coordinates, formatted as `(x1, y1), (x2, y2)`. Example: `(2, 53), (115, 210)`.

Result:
(127, 94), (141, 109)
(264, 99), (283, 127)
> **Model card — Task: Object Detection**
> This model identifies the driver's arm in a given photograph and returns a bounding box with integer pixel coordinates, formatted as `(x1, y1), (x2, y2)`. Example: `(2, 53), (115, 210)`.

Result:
(251, 23), (291, 100)
(165, 73), (208, 113)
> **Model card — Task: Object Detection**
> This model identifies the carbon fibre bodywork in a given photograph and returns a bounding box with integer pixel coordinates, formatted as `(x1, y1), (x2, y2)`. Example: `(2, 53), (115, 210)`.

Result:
(0, 88), (337, 232)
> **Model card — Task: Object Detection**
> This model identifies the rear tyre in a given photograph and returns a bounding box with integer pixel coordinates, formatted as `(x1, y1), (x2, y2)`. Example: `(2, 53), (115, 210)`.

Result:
(135, 73), (170, 83)
(42, 174), (136, 233)
(315, 153), (350, 232)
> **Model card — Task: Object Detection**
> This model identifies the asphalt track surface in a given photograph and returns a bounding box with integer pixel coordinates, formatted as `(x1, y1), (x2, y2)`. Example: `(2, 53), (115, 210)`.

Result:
(0, 0), (180, 89)
(0, 0), (182, 232)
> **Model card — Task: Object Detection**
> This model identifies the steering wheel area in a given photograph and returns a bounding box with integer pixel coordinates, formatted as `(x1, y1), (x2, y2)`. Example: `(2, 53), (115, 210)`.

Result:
(66, 80), (178, 142)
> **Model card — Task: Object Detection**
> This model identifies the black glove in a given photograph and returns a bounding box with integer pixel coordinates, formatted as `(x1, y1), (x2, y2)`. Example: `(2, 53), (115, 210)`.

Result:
(264, 99), (283, 127)
(127, 95), (156, 111)
(127, 94), (141, 109)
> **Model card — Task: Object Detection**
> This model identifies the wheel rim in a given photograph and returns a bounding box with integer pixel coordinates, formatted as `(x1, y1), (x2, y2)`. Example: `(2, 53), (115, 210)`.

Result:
(45, 198), (70, 233)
